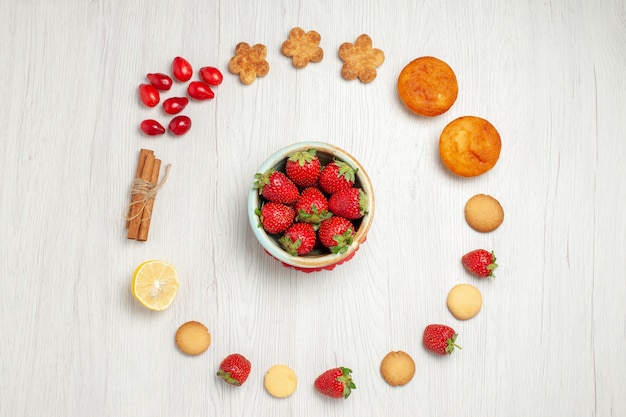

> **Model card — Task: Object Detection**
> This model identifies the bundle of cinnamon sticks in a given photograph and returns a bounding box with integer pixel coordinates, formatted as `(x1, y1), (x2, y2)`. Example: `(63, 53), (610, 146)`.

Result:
(126, 148), (168, 241)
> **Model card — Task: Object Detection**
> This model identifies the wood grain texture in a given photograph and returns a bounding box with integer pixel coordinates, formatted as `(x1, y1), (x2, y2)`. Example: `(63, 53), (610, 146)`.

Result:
(1, 0), (625, 416)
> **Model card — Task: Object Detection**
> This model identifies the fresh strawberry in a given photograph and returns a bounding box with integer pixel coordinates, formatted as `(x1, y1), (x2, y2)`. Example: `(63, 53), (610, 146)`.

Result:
(328, 187), (368, 220)
(285, 149), (322, 188)
(462, 249), (498, 278)
(256, 202), (295, 234)
(279, 222), (317, 256)
(314, 367), (356, 399)
(318, 216), (355, 254)
(217, 353), (251, 385)
(295, 187), (332, 224)
(254, 170), (299, 204)
(318, 160), (357, 195)
(423, 324), (461, 355)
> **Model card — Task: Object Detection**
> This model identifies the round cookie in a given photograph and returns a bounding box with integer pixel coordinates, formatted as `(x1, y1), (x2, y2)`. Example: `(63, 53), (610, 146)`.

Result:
(175, 321), (211, 356)
(380, 351), (416, 386)
(264, 364), (298, 398)
(439, 116), (501, 177)
(397, 56), (458, 117)
(447, 284), (483, 320)
(464, 194), (504, 232)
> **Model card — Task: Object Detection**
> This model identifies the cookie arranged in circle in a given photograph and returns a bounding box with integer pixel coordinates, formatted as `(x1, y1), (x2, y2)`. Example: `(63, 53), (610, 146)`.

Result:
(464, 194), (504, 232)
(380, 351), (416, 386)
(264, 364), (298, 398)
(397, 56), (458, 116)
(439, 116), (502, 177)
(175, 321), (211, 355)
(447, 284), (483, 320)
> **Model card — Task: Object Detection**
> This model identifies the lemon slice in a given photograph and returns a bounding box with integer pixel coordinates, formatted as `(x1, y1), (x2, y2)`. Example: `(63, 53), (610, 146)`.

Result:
(131, 260), (179, 311)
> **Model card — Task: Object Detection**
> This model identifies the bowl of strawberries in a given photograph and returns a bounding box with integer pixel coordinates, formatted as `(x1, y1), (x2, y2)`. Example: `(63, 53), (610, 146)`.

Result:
(248, 141), (375, 272)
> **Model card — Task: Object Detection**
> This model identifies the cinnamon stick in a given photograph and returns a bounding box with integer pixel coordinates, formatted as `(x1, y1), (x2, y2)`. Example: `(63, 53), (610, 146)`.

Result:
(126, 149), (153, 228)
(127, 152), (155, 240)
(137, 158), (161, 241)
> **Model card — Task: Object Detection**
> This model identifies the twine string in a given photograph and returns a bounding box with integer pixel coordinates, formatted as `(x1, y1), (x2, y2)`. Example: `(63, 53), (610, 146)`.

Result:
(124, 163), (171, 222)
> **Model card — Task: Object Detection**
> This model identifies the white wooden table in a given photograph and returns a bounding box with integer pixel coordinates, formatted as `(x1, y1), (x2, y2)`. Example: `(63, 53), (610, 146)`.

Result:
(1, 0), (624, 415)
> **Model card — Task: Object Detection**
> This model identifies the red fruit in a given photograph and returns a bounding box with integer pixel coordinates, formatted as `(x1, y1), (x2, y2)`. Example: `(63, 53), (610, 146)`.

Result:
(138, 83), (160, 107)
(423, 324), (461, 355)
(256, 202), (295, 234)
(200, 66), (224, 86)
(217, 353), (251, 386)
(295, 187), (331, 224)
(462, 249), (498, 278)
(328, 187), (368, 220)
(172, 56), (193, 82)
(140, 119), (165, 136)
(285, 149), (322, 188)
(253, 171), (299, 205)
(187, 81), (215, 100)
(168, 115), (192, 136)
(314, 367), (356, 399)
(318, 216), (355, 254)
(279, 222), (317, 256)
(318, 160), (357, 195)
(162, 97), (189, 115)
(146, 73), (173, 91)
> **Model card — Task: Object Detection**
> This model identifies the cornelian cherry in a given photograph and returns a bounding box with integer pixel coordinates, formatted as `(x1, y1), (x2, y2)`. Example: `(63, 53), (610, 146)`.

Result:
(162, 97), (189, 115)
(140, 119), (166, 136)
(146, 73), (173, 91)
(187, 81), (214, 100)
(168, 115), (192, 136)
(199, 66), (223, 86)
(172, 57), (193, 82)
(138, 84), (160, 107)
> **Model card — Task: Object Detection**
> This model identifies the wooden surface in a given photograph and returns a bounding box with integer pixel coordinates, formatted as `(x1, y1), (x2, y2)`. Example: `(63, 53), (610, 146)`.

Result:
(1, 0), (625, 415)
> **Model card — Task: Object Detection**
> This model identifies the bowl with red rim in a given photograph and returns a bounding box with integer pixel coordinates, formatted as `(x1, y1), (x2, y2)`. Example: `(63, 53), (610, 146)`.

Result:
(248, 141), (375, 272)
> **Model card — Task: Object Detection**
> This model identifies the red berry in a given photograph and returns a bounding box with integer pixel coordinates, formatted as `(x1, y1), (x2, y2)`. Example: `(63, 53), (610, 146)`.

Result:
(217, 353), (251, 386)
(423, 324), (461, 355)
(172, 56), (193, 82)
(279, 222), (317, 256)
(140, 119), (166, 136)
(199, 66), (224, 86)
(285, 149), (321, 188)
(253, 171), (299, 205)
(163, 97), (189, 115)
(328, 187), (368, 220)
(168, 115), (192, 136)
(295, 187), (331, 224)
(318, 216), (355, 254)
(256, 202), (295, 234)
(187, 81), (215, 100)
(146, 73), (173, 91)
(138, 83), (160, 107)
(462, 249), (498, 278)
(318, 161), (357, 195)
(314, 367), (356, 399)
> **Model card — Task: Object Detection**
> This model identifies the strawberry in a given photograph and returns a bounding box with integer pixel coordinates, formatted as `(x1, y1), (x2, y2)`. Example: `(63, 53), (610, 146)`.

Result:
(254, 170), (299, 205)
(328, 187), (368, 220)
(217, 353), (251, 385)
(423, 324), (461, 355)
(295, 187), (332, 224)
(462, 249), (498, 278)
(285, 149), (321, 188)
(256, 202), (295, 234)
(279, 222), (317, 256)
(314, 367), (356, 399)
(318, 160), (357, 195)
(318, 216), (355, 254)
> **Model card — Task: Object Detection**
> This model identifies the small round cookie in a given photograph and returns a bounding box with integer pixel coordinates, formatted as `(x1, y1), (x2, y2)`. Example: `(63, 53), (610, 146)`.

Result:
(439, 116), (501, 177)
(464, 194), (504, 232)
(175, 321), (211, 356)
(380, 351), (416, 386)
(397, 56), (458, 116)
(264, 364), (298, 398)
(447, 284), (483, 320)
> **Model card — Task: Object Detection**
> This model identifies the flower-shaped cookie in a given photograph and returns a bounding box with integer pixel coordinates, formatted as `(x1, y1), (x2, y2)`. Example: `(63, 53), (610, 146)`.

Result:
(281, 27), (324, 69)
(228, 42), (270, 85)
(338, 34), (385, 83)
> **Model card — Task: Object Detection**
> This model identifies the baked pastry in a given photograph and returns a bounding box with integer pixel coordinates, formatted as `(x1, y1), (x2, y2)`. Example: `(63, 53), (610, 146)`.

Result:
(439, 116), (501, 177)
(264, 364), (298, 398)
(464, 194), (504, 232)
(380, 351), (416, 386)
(397, 56), (458, 116)
(175, 321), (211, 355)
(447, 284), (483, 320)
